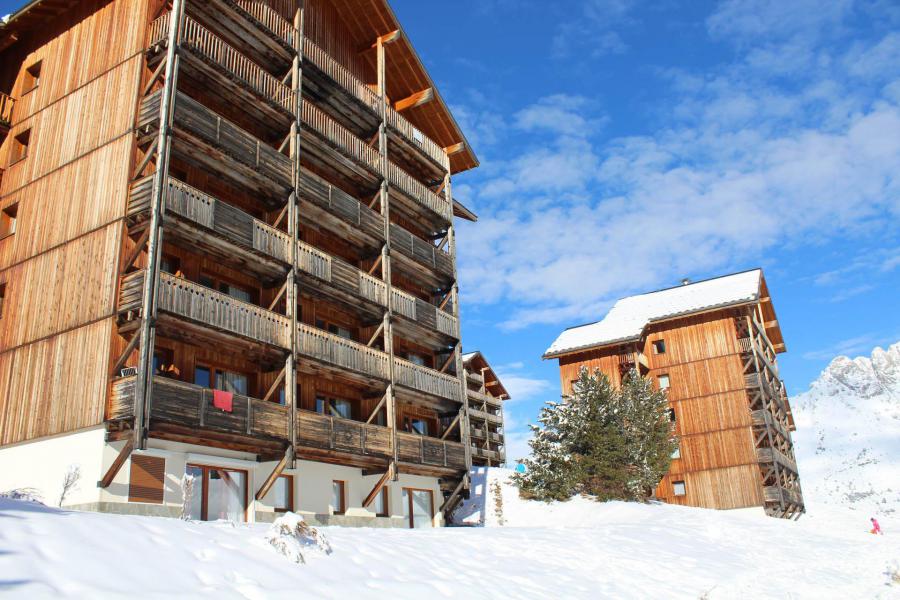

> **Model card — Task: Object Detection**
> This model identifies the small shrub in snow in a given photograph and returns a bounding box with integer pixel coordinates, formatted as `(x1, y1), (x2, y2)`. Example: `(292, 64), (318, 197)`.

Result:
(181, 473), (196, 521)
(514, 368), (678, 503)
(1, 488), (44, 504)
(490, 480), (505, 526)
(58, 464), (82, 507)
(265, 512), (332, 564)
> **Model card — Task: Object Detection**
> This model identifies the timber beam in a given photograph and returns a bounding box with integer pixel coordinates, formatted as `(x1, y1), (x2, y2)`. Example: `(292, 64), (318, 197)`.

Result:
(358, 29), (400, 53)
(97, 439), (134, 488)
(255, 446), (292, 501)
(362, 466), (393, 508)
(394, 88), (433, 112)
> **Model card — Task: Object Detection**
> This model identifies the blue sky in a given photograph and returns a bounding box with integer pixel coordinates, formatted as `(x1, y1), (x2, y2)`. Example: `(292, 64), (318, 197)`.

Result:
(391, 0), (900, 460)
(3, 0), (897, 461)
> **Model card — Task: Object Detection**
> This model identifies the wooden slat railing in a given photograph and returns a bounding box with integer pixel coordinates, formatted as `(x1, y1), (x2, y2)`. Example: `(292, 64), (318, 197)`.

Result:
(393, 356), (461, 401)
(389, 223), (453, 276)
(358, 270), (388, 306)
(386, 161), (452, 222)
(467, 388), (502, 408)
(468, 407), (503, 425)
(757, 446), (799, 475)
(234, 0), (294, 46)
(436, 309), (459, 338)
(302, 37), (381, 113)
(390, 287), (418, 321)
(120, 271), (291, 348)
(109, 375), (289, 441)
(302, 100), (380, 169)
(148, 12), (169, 45)
(384, 105), (446, 168)
(0, 92), (15, 126)
(295, 410), (392, 457)
(396, 431), (467, 469)
(297, 239), (332, 281)
(151, 13), (295, 112)
(296, 322), (390, 380)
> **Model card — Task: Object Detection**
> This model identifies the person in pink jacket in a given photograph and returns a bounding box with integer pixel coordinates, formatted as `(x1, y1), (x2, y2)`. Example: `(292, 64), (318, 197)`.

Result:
(870, 517), (883, 535)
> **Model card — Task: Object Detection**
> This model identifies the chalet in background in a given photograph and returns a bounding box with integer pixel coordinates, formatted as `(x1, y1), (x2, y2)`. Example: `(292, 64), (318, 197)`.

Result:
(462, 352), (509, 466)
(544, 269), (805, 518)
(0, 0), (499, 527)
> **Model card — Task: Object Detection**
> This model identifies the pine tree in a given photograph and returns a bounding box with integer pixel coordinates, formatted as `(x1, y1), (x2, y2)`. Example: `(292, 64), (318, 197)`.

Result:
(514, 367), (678, 503)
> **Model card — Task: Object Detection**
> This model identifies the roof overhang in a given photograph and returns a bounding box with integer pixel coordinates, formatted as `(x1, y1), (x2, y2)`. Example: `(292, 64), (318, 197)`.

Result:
(0, 0), (79, 50)
(462, 351), (510, 399)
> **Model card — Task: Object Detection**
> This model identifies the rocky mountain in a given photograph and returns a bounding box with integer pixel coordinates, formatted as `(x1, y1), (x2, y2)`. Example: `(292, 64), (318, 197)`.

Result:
(791, 342), (900, 516)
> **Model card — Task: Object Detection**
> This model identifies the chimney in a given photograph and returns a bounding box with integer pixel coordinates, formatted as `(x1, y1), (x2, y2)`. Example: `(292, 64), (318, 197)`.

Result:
(681, 278), (691, 286)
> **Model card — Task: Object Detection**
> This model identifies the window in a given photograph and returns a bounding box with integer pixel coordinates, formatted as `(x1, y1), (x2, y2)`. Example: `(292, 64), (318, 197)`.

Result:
(666, 408), (676, 423)
(316, 396), (353, 419)
(153, 347), (176, 378)
(658, 374), (670, 390)
(373, 486), (388, 517)
(316, 319), (354, 341)
(652, 339), (666, 355)
(0, 203), (18, 238)
(194, 364), (250, 396)
(10, 129), (30, 164)
(0, 283), (6, 319)
(671, 446), (681, 459)
(185, 464), (248, 522)
(407, 353), (426, 366)
(160, 255), (181, 275)
(199, 272), (253, 303)
(673, 480), (686, 497)
(332, 480), (346, 515)
(408, 418), (430, 436)
(401, 488), (433, 528)
(22, 60), (41, 93)
(272, 475), (294, 513)
(128, 455), (165, 505)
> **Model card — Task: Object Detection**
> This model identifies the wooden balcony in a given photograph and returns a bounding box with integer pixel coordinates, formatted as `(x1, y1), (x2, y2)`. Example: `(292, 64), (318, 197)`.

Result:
(757, 446), (799, 476)
(470, 446), (503, 463)
(470, 426), (503, 444)
(763, 485), (804, 507)
(184, 0), (294, 72)
(468, 407), (502, 426)
(109, 375), (290, 447)
(744, 372), (786, 414)
(149, 13), (294, 138)
(128, 176), (287, 280)
(396, 431), (467, 471)
(118, 271), (291, 350)
(393, 357), (462, 402)
(0, 92), (13, 131)
(138, 90), (292, 207)
(300, 37), (447, 172)
(294, 410), (465, 473)
(467, 388), (503, 408)
(750, 409), (792, 446)
(389, 223), (454, 281)
(296, 321), (390, 381)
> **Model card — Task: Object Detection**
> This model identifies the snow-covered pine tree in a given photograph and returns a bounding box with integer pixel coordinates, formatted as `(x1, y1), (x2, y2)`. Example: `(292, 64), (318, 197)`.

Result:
(618, 369), (679, 501)
(514, 367), (678, 503)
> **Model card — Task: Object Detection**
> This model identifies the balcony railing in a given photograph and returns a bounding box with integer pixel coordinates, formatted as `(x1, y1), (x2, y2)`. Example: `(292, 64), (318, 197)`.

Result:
(393, 357), (461, 401)
(109, 375), (290, 442)
(386, 161), (452, 222)
(301, 37), (447, 169)
(0, 92), (14, 127)
(140, 90), (293, 194)
(296, 322), (390, 380)
(119, 271), (292, 349)
(467, 388), (503, 408)
(234, 0), (294, 46)
(396, 431), (467, 469)
(296, 410), (392, 458)
(302, 100), (380, 169)
(468, 407), (502, 425)
(757, 446), (798, 475)
(302, 37), (381, 114)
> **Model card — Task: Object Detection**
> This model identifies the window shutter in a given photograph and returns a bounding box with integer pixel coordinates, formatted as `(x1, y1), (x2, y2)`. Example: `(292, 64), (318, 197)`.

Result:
(128, 455), (165, 504)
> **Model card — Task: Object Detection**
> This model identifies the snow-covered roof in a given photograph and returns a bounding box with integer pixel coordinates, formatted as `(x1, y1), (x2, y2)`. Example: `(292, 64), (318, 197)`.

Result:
(544, 269), (764, 358)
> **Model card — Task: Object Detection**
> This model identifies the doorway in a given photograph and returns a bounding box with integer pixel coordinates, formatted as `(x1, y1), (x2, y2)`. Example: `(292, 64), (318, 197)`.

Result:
(185, 464), (248, 522)
(401, 487), (434, 529)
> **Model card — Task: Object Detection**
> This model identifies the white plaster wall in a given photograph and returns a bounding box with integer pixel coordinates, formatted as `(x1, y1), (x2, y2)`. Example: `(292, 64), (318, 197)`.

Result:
(96, 437), (444, 526)
(0, 427), (106, 507)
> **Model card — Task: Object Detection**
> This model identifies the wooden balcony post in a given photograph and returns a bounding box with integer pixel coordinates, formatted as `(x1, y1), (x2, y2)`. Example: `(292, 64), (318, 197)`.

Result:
(133, 0), (185, 450)
(375, 36), (399, 480)
(285, 4), (306, 468)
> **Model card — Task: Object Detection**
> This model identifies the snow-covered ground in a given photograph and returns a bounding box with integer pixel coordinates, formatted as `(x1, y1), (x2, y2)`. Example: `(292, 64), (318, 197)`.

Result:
(2, 468), (899, 599)
(792, 342), (900, 516)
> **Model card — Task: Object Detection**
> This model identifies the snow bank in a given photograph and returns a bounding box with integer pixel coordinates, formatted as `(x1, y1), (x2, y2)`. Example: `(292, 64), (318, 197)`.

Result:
(2, 486), (899, 598)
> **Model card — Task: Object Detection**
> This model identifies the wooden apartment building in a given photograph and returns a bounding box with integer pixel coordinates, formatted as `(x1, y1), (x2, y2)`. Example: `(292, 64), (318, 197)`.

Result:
(462, 352), (509, 467)
(0, 0), (487, 527)
(544, 270), (805, 519)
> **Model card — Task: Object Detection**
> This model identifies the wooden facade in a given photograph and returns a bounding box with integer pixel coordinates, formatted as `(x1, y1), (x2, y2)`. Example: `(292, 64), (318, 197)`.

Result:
(0, 0), (477, 516)
(546, 274), (804, 519)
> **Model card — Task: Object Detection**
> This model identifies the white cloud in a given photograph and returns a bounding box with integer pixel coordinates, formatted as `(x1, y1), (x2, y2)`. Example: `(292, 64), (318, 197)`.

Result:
(802, 332), (900, 361)
(458, 20), (900, 329)
(551, 0), (637, 59)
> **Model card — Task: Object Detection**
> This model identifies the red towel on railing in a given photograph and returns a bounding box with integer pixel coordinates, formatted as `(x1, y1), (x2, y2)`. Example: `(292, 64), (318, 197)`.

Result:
(212, 389), (233, 413)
